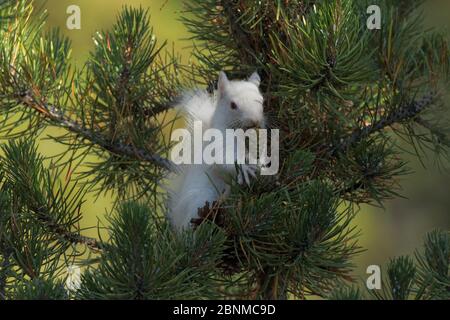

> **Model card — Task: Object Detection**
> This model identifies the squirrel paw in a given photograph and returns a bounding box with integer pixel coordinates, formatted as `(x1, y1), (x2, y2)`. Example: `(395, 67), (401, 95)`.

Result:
(237, 164), (258, 186)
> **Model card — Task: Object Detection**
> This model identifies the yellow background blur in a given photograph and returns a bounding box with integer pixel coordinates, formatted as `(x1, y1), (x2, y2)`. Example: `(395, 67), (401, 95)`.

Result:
(33, 0), (449, 282)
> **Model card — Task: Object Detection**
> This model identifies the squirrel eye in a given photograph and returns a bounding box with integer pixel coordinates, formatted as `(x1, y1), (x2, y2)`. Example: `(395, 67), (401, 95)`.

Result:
(230, 102), (238, 110)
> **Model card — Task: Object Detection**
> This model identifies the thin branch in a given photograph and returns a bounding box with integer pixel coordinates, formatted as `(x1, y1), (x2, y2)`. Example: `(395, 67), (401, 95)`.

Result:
(331, 93), (437, 154)
(415, 116), (450, 148)
(0, 248), (12, 300)
(45, 223), (103, 251)
(329, 93), (440, 202)
(34, 207), (104, 251)
(18, 92), (175, 172)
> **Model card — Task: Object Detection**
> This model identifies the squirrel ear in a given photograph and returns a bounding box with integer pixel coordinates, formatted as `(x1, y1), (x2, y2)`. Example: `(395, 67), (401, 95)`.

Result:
(248, 71), (261, 87)
(218, 71), (229, 94)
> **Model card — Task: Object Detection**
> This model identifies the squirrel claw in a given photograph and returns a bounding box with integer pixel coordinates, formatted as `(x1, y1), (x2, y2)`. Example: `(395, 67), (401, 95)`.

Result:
(237, 164), (258, 186)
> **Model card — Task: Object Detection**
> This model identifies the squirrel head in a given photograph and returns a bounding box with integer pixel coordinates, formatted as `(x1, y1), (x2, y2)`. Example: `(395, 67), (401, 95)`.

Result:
(214, 71), (265, 130)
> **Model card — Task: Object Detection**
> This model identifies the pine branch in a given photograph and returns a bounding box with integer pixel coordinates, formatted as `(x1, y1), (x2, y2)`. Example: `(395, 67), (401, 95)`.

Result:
(331, 92), (437, 154)
(328, 93), (438, 203)
(220, 1), (255, 65)
(0, 248), (12, 300)
(415, 116), (450, 148)
(34, 207), (103, 251)
(0, 138), (104, 252)
(18, 92), (175, 172)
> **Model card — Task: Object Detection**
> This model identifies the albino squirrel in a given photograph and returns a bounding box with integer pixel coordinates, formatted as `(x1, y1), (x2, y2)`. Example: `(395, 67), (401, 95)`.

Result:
(167, 71), (265, 231)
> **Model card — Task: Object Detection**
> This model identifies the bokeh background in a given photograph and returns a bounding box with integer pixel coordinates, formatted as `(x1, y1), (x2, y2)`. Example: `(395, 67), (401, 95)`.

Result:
(31, 0), (449, 282)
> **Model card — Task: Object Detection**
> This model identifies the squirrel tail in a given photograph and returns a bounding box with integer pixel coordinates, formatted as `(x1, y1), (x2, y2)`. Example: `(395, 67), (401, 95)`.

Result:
(176, 90), (216, 129)
(166, 165), (225, 231)
(167, 90), (220, 230)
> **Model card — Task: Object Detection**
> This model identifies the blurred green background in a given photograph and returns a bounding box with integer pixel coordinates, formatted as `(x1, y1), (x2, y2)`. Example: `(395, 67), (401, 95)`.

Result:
(33, 0), (449, 281)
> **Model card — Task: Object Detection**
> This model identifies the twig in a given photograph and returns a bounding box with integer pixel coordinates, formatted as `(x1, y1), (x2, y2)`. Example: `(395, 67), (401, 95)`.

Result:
(331, 93), (436, 154)
(18, 92), (175, 172)
(34, 210), (104, 251)
(415, 116), (450, 148)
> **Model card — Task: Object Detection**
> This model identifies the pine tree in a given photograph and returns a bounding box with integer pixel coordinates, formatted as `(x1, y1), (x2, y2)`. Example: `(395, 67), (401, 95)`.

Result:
(0, 0), (449, 300)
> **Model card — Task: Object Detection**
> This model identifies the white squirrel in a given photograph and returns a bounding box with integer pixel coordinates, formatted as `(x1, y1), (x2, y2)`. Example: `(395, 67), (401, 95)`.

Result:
(167, 71), (265, 231)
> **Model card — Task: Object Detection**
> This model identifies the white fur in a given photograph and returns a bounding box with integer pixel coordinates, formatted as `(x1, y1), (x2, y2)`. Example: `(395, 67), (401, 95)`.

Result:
(167, 71), (264, 231)
(177, 89), (216, 129)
